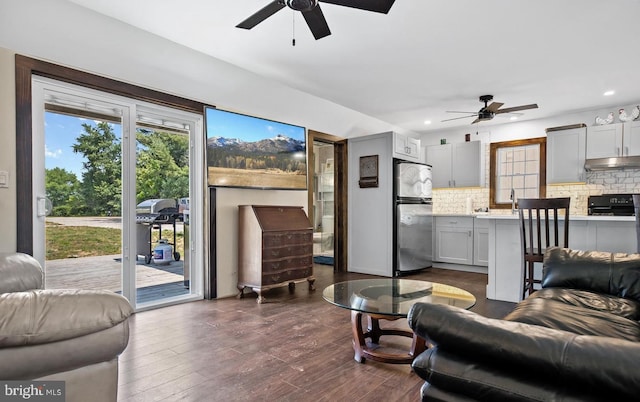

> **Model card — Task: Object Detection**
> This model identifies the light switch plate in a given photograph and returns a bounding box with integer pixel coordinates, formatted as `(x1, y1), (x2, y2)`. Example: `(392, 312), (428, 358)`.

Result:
(0, 171), (9, 188)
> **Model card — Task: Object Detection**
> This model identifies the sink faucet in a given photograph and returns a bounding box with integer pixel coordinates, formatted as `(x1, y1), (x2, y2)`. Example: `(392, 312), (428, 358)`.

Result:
(510, 188), (516, 214)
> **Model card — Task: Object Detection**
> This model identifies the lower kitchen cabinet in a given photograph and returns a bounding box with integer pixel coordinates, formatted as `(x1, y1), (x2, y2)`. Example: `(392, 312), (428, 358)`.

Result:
(473, 218), (489, 266)
(434, 215), (488, 266)
(434, 216), (474, 265)
(485, 216), (636, 303)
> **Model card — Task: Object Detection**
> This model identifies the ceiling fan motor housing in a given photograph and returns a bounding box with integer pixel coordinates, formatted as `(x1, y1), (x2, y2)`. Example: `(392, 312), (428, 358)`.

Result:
(286, 0), (319, 11)
(478, 110), (494, 120)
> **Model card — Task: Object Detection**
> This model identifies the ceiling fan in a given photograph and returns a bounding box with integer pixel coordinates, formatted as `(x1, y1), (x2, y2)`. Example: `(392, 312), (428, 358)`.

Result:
(236, 0), (396, 40)
(442, 95), (539, 124)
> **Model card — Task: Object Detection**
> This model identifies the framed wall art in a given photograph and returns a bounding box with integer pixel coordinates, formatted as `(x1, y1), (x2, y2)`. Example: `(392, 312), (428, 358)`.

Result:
(358, 154), (379, 188)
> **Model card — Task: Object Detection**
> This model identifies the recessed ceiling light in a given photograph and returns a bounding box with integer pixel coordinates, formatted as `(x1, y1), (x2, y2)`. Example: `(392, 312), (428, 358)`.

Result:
(510, 116), (518, 121)
(604, 90), (615, 96)
(424, 120), (432, 125)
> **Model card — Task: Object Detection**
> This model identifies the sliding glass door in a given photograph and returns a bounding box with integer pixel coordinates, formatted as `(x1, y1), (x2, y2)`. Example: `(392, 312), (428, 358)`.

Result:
(32, 77), (204, 310)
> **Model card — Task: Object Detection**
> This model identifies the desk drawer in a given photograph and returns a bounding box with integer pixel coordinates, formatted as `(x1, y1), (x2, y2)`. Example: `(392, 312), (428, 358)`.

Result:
(263, 231), (312, 247)
(263, 244), (310, 259)
(263, 255), (312, 272)
(262, 267), (313, 285)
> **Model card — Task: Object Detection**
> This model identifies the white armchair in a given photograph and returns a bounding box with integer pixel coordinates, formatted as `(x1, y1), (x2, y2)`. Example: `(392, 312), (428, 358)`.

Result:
(0, 252), (133, 402)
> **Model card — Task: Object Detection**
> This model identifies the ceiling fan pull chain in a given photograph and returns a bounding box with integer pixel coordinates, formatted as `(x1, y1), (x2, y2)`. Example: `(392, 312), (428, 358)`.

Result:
(292, 10), (296, 46)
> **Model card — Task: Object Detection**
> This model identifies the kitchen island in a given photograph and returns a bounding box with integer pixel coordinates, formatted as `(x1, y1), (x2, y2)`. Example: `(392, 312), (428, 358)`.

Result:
(477, 214), (636, 303)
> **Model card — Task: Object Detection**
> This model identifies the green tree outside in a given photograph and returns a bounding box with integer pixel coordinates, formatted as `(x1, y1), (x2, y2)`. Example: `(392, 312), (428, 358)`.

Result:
(49, 121), (189, 216)
(136, 130), (189, 203)
(46, 167), (82, 216)
(72, 121), (122, 216)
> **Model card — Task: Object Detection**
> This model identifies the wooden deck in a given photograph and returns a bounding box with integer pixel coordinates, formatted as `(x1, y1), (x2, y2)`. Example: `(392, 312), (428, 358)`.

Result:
(45, 254), (189, 303)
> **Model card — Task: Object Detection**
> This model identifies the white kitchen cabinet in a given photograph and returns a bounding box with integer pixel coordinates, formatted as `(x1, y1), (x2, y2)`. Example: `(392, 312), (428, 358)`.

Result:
(425, 141), (481, 188)
(484, 216), (635, 303)
(425, 144), (452, 188)
(625, 120), (640, 156)
(393, 132), (421, 162)
(434, 216), (474, 265)
(586, 221), (637, 253)
(586, 121), (640, 159)
(473, 218), (489, 266)
(546, 125), (586, 183)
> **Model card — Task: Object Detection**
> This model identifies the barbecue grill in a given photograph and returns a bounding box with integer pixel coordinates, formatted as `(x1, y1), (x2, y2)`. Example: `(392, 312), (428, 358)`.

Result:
(136, 198), (183, 264)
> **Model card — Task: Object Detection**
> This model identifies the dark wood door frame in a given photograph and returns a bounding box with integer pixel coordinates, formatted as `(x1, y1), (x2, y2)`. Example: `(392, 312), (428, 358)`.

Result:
(307, 130), (348, 272)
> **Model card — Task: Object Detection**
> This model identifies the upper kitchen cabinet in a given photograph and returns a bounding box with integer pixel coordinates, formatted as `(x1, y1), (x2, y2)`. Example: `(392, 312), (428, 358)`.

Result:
(425, 141), (481, 188)
(393, 132), (421, 162)
(586, 121), (640, 159)
(546, 124), (586, 183)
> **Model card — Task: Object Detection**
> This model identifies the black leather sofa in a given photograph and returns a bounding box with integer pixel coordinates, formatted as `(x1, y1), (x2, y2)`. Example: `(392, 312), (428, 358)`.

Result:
(407, 247), (640, 401)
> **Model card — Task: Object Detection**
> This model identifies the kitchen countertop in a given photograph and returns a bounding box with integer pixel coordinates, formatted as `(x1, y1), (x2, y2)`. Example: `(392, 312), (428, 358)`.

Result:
(434, 213), (635, 222)
(475, 213), (635, 222)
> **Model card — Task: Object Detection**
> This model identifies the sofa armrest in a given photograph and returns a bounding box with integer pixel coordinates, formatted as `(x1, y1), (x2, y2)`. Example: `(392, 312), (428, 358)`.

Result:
(542, 247), (640, 300)
(0, 253), (43, 294)
(407, 303), (640, 398)
(0, 289), (133, 347)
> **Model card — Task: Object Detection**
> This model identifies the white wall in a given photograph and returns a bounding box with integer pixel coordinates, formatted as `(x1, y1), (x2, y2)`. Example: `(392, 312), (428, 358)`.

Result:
(215, 188), (309, 296)
(0, 0), (410, 297)
(0, 48), (16, 252)
(347, 133), (394, 277)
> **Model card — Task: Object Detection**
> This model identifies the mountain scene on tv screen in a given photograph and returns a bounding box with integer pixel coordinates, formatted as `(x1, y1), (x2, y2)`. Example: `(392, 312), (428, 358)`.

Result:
(206, 134), (307, 188)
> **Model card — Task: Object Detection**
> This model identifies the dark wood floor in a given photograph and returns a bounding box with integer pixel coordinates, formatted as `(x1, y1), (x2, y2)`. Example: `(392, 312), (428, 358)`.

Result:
(118, 265), (515, 401)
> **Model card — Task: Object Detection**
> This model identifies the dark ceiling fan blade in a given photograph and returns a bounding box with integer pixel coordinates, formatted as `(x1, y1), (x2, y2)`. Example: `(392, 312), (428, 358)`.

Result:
(320, 0), (396, 13)
(495, 104), (539, 114)
(302, 5), (331, 40)
(446, 110), (477, 114)
(442, 115), (477, 122)
(485, 102), (504, 112)
(236, 1), (286, 30)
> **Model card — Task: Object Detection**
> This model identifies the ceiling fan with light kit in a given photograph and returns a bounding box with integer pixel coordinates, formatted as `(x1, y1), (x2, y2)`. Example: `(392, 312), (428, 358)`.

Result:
(236, 0), (396, 40)
(442, 95), (539, 124)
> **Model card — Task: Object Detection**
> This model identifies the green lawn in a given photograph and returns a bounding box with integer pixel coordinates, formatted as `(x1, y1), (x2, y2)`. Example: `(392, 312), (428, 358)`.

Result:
(46, 224), (184, 260)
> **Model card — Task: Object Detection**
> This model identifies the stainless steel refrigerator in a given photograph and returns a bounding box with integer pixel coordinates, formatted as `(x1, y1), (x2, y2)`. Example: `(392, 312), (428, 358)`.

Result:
(393, 159), (433, 274)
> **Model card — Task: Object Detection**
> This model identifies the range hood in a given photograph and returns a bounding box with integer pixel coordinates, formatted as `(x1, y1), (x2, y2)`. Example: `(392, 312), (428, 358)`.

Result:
(584, 155), (640, 171)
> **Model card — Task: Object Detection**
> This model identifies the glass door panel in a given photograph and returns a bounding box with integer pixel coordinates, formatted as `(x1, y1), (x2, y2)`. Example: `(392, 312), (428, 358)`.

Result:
(312, 141), (335, 265)
(134, 108), (194, 306)
(41, 106), (123, 294)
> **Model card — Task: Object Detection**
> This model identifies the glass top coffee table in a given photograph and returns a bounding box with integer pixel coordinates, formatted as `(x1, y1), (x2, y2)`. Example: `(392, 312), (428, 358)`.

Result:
(323, 278), (476, 364)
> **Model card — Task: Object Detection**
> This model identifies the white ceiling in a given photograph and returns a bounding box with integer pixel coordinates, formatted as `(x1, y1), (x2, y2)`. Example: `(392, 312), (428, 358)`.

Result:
(66, 0), (640, 134)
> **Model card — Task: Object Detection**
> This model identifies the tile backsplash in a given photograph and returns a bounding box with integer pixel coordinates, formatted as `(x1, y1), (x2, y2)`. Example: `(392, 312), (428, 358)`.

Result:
(432, 168), (640, 216)
(432, 188), (490, 215)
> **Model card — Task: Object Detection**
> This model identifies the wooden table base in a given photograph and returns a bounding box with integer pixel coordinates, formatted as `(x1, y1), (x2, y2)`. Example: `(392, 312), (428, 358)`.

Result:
(351, 310), (426, 364)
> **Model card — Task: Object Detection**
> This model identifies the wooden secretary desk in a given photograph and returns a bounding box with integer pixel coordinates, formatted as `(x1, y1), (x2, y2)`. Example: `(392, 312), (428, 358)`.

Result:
(237, 205), (315, 303)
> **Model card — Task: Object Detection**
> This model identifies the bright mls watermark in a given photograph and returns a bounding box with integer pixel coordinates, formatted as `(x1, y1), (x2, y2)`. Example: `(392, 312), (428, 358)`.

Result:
(0, 381), (65, 401)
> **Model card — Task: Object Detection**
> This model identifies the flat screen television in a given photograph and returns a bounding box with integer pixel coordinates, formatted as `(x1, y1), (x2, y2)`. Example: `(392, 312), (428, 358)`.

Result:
(205, 107), (307, 190)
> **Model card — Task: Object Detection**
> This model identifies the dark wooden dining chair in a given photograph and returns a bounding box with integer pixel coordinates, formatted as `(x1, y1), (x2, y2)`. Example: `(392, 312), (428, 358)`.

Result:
(634, 194), (640, 253)
(518, 197), (571, 299)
